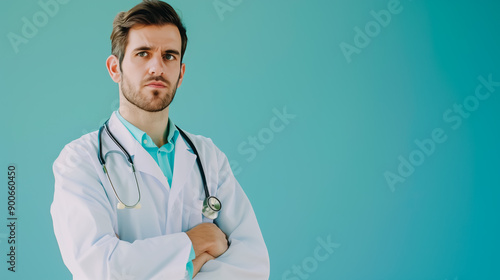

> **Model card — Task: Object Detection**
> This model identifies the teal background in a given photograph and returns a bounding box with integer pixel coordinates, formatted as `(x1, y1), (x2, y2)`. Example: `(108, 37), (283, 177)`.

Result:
(1, 0), (499, 279)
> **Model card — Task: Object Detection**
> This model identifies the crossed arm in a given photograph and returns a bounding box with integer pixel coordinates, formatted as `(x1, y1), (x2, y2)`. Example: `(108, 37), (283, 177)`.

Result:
(114, 222), (227, 278)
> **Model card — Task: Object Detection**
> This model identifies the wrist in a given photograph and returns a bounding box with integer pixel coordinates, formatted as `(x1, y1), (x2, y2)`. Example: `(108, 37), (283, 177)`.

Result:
(199, 252), (215, 263)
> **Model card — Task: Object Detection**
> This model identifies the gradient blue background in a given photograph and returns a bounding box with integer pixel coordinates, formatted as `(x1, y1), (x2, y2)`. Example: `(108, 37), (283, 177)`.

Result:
(1, 0), (499, 279)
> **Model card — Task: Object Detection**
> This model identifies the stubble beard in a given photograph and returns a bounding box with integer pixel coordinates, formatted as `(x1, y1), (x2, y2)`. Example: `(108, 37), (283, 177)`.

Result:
(120, 72), (179, 113)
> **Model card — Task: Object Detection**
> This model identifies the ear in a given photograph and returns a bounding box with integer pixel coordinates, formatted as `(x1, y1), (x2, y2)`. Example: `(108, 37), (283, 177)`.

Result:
(177, 63), (186, 88)
(106, 55), (121, 83)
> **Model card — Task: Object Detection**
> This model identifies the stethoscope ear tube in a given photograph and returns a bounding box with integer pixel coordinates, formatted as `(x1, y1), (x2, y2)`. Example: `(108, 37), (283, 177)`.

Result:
(98, 121), (141, 209)
(103, 122), (134, 165)
(101, 161), (142, 210)
(97, 125), (106, 165)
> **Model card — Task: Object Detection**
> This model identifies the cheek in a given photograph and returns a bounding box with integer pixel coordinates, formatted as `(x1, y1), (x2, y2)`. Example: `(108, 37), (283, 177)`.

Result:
(123, 57), (146, 75)
(167, 63), (181, 78)
(122, 66), (144, 83)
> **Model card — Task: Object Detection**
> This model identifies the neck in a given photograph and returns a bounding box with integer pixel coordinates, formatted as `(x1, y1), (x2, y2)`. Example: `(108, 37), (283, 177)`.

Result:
(119, 105), (169, 148)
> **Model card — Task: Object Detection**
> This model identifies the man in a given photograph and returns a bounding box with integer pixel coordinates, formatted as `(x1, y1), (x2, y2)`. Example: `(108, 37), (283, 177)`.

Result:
(50, 1), (270, 279)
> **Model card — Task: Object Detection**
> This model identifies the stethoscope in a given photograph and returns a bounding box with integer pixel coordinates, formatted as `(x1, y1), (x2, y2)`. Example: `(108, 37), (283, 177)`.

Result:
(97, 120), (221, 220)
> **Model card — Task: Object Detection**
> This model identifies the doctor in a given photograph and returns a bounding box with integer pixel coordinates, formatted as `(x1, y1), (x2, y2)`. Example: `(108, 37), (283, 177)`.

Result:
(50, 1), (269, 279)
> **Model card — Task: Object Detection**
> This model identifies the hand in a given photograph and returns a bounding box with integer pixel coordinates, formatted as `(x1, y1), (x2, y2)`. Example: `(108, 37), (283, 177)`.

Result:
(192, 252), (214, 278)
(186, 223), (228, 258)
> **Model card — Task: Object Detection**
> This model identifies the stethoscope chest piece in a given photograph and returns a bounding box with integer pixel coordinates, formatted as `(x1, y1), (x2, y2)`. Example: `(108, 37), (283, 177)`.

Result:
(202, 196), (221, 219)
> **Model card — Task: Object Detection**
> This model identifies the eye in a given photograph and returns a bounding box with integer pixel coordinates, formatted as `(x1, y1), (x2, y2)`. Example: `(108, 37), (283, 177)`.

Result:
(164, 54), (175, 61)
(137, 51), (148, 57)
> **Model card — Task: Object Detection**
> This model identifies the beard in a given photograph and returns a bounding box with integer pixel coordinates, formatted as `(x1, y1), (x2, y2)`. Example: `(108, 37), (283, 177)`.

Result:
(120, 72), (180, 113)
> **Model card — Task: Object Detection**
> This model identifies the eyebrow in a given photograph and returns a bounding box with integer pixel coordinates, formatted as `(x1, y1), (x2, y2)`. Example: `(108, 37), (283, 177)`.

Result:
(132, 46), (180, 56)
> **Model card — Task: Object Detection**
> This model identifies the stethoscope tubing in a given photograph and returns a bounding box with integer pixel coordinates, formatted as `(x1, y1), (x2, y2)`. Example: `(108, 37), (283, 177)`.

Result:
(175, 125), (210, 200)
(97, 120), (221, 216)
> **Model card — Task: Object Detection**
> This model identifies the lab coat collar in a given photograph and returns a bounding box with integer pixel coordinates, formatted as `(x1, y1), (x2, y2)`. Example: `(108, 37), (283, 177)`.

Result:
(103, 112), (197, 193)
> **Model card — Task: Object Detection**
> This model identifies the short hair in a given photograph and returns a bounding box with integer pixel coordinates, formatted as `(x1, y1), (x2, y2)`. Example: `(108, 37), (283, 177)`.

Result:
(110, 0), (188, 69)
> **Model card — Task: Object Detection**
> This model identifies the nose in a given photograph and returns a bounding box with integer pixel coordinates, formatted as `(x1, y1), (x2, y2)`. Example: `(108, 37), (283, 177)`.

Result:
(148, 53), (165, 76)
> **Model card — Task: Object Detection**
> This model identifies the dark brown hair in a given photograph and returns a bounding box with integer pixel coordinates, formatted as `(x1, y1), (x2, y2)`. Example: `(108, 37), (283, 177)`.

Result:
(110, 0), (188, 69)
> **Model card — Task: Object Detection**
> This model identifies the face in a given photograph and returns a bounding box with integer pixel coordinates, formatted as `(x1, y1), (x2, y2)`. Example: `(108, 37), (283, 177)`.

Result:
(110, 24), (185, 112)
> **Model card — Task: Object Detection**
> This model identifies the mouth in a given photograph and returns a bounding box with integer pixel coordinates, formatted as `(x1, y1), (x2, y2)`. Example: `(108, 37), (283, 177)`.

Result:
(146, 82), (167, 88)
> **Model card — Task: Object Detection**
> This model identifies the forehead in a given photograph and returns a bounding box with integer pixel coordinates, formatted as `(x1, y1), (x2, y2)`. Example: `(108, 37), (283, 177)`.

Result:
(125, 24), (182, 52)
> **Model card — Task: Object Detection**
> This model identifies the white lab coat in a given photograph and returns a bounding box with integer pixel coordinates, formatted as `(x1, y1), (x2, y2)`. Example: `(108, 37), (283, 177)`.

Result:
(50, 112), (270, 280)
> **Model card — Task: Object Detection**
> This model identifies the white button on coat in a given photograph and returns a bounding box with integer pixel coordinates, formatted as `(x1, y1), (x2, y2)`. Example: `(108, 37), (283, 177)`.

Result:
(50, 112), (270, 280)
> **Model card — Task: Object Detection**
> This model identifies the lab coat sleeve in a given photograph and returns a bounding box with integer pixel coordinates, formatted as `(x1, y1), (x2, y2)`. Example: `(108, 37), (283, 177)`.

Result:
(194, 145), (270, 279)
(50, 140), (193, 280)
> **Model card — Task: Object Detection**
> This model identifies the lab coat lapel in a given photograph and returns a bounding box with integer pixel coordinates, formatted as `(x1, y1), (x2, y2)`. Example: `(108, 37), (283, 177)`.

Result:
(166, 134), (197, 233)
(105, 113), (168, 190)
